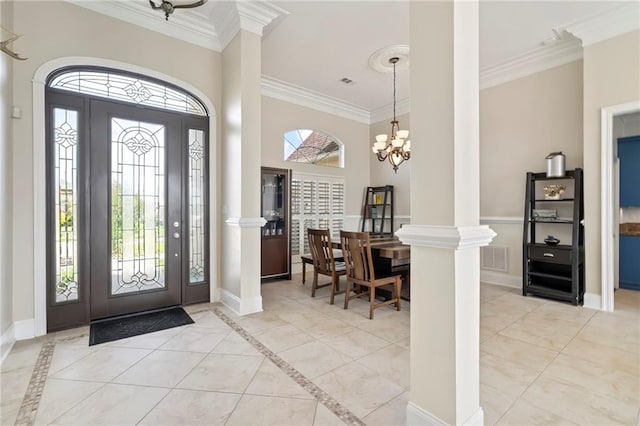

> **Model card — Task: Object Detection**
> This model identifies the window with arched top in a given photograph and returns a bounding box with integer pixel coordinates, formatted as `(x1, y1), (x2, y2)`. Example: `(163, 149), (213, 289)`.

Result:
(48, 68), (208, 116)
(284, 129), (343, 168)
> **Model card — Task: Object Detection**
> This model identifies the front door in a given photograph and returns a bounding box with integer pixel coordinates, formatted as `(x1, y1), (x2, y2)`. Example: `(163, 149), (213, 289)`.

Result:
(89, 101), (182, 319)
(46, 67), (210, 331)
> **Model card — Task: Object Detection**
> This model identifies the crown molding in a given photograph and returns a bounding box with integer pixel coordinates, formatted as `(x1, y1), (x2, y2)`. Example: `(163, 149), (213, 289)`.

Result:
(370, 98), (411, 124)
(561, 2), (640, 47)
(479, 37), (583, 90)
(214, 1), (289, 50)
(211, 2), (240, 50)
(261, 75), (371, 124)
(66, 0), (221, 52)
(237, 1), (289, 36)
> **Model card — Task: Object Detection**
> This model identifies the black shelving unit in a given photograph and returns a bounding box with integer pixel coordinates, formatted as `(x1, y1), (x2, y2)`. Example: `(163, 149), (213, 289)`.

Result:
(523, 168), (584, 305)
(361, 185), (394, 236)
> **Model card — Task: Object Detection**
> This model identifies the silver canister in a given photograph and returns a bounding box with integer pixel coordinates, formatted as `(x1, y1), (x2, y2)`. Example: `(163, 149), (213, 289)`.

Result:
(546, 152), (566, 177)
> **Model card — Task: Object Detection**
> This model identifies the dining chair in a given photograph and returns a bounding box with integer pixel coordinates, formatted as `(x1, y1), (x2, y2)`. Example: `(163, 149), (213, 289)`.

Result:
(340, 230), (402, 319)
(307, 228), (346, 304)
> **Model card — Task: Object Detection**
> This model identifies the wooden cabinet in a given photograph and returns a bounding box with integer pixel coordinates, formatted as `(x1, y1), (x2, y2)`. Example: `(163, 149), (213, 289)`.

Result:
(261, 167), (291, 279)
(619, 235), (640, 290)
(618, 136), (640, 207)
(361, 185), (394, 236)
(523, 168), (584, 305)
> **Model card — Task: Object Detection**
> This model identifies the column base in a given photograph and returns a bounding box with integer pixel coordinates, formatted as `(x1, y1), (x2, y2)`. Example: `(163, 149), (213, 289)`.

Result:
(407, 401), (484, 425)
(221, 289), (263, 316)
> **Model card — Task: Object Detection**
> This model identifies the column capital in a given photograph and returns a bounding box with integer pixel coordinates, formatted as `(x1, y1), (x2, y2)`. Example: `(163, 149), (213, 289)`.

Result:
(213, 1), (289, 49)
(396, 224), (496, 250)
(225, 217), (267, 228)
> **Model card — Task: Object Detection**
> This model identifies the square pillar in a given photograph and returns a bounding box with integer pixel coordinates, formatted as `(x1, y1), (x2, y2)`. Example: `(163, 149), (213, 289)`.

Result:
(397, 1), (495, 424)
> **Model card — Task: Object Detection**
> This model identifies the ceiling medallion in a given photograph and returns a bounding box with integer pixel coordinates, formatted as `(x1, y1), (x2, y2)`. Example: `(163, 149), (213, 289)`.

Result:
(368, 45), (409, 73)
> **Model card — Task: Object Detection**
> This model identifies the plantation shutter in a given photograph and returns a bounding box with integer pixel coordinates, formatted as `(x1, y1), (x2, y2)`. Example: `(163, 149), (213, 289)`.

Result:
(290, 173), (345, 262)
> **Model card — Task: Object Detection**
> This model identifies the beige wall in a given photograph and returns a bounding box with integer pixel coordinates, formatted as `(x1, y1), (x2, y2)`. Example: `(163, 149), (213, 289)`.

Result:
(261, 96), (370, 216)
(480, 60), (584, 278)
(1, 0), (14, 340)
(11, 1), (221, 322)
(583, 30), (640, 296)
(369, 112), (411, 217)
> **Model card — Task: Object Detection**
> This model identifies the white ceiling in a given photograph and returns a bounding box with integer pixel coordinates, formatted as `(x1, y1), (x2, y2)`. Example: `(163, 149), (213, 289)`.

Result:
(256, 1), (631, 111)
(77, 1), (636, 113)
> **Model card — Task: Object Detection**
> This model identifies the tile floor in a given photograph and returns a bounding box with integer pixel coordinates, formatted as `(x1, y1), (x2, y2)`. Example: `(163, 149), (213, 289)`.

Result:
(1, 275), (639, 425)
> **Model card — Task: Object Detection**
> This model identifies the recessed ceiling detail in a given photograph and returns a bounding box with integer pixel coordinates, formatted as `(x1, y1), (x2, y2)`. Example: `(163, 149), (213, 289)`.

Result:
(368, 45), (409, 73)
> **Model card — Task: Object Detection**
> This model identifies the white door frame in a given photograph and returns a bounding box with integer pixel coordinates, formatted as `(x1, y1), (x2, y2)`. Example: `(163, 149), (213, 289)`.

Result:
(33, 57), (218, 336)
(600, 100), (640, 312)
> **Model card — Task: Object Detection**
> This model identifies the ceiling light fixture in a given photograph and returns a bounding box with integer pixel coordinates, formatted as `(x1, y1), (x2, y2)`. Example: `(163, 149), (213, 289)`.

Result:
(372, 57), (410, 173)
(149, 0), (207, 21)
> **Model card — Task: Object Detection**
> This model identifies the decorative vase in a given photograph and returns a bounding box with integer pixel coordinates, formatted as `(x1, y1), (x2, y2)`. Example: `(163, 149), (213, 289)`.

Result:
(544, 235), (560, 246)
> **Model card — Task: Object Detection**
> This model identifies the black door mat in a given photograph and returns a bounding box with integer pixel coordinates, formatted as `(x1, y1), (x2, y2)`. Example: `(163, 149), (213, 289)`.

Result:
(89, 307), (194, 346)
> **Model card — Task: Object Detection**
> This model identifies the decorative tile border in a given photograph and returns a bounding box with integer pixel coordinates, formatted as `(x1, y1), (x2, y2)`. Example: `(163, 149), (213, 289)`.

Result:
(211, 307), (366, 426)
(14, 339), (55, 426)
(11, 305), (365, 426)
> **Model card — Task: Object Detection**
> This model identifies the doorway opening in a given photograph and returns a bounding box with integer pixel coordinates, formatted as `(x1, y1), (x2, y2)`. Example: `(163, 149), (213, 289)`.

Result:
(600, 101), (640, 312)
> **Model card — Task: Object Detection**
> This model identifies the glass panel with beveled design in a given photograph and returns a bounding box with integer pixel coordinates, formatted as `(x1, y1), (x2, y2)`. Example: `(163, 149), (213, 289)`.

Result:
(111, 117), (166, 295)
(49, 70), (207, 116)
(53, 108), (80, 302)
(188, 129), (205, 284)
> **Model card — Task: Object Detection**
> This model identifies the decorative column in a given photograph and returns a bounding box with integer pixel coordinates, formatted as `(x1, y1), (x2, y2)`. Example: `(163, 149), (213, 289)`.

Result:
(218, 2), (287, 315)
(396, 1), (495, 424)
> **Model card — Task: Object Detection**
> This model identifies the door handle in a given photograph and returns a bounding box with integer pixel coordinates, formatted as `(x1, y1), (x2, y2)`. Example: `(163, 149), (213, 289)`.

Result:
(173, 232), (180, 239)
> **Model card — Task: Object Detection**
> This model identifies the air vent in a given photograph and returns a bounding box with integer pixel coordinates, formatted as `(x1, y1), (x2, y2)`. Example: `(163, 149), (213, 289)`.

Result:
(481, 246), (508, 272)
(340, 77), (354, 85)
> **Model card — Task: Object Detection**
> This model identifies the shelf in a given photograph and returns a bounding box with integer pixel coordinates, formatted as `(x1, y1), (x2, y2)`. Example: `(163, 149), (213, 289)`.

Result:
(530, 219), (573, 224)
(362, 186), (394, 235)
(523, 168), (584, 305)
(527, 243), (572, 249)
(531, 173), (576, 181)
(528, 271), (572, 281)
(525, 284), (576, 302)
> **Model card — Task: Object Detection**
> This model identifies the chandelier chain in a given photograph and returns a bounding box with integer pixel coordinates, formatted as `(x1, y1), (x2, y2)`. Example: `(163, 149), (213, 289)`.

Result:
(393, 60), (396, 122)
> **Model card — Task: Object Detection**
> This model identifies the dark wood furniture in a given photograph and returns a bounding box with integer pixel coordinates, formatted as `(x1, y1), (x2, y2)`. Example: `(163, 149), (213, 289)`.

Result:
(307, 229), (346, 304)
(361, 185), (394, 236)
(261, 167), (291, 279)
(523, 168), (584, 305)
(340, 231), (402, 319)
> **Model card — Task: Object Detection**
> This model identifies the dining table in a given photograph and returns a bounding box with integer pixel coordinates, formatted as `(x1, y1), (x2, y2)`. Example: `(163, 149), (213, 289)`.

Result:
(332, 235), (411, 300)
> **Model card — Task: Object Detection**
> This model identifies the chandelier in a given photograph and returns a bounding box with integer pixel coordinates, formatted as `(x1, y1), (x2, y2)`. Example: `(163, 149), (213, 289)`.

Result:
(149, 0), (207, 21)
(371, 57), (410, 173)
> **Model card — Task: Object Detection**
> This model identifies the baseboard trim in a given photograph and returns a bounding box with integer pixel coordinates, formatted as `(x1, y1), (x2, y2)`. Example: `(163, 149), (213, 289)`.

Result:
(583, 292), (602, 310)
(406, 401), (447, 425)
(212, 286), (222, 303)
(220, 289), (263, 316)
(480, 270), (521, 289)
(14, 319), (36, 340)
(1, 323), (16, 365)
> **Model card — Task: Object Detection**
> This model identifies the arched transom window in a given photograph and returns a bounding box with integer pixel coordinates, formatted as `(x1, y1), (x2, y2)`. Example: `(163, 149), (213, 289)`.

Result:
(284, 129), (343, 168)
(49, 68), (207, 116)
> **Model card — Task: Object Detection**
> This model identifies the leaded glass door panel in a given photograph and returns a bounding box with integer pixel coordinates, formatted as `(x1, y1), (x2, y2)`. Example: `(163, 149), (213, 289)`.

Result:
(46, 68), (210, 331)
(90, 101), (182, 319)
